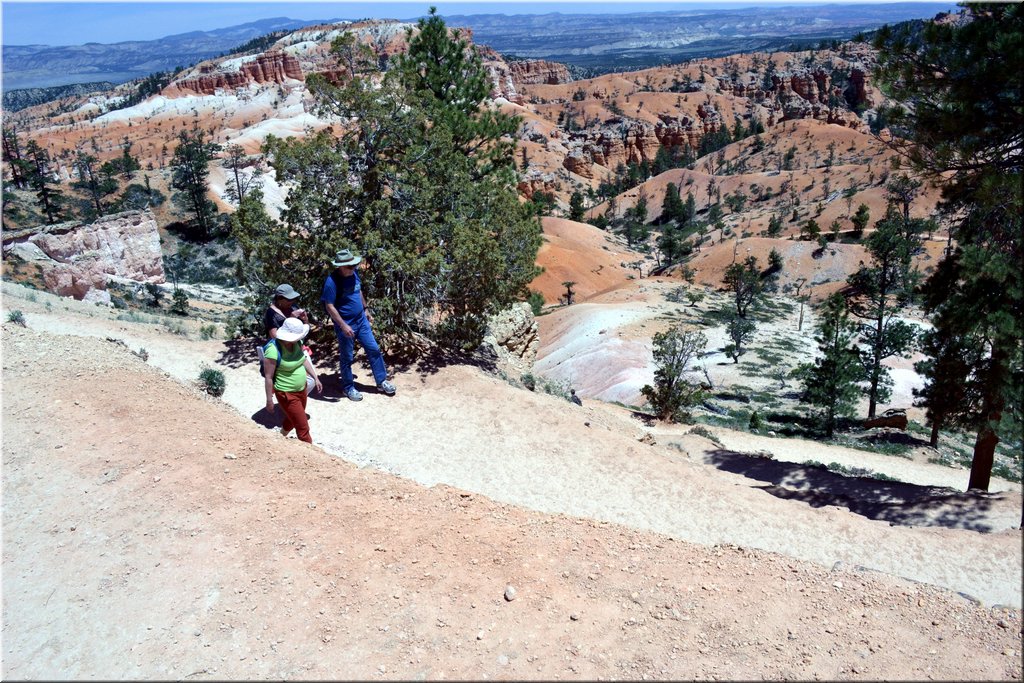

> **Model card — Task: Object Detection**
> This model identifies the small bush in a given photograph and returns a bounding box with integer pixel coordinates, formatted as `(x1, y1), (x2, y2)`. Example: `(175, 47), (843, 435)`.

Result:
(521, 372), (536, 391)
(749, 410), (763, 431)
(199, 324), (218, 340)
(7, 310), (26, 326)
(163, 320), (188, 337)
(527, 291), (545, 316)
(171, 289), (189, 315)
(198, 368), (226, 397)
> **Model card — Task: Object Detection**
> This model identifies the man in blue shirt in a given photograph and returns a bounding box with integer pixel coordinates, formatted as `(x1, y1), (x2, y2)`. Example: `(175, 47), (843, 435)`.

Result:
(320, 249), (396, 401)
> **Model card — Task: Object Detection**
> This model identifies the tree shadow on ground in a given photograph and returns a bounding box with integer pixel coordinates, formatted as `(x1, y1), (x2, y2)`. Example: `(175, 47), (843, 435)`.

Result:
(702, 448), (1010, 532)
(216, 338), (258, 369)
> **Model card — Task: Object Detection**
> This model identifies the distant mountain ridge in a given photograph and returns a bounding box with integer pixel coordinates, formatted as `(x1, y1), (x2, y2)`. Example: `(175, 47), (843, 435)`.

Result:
(445, 2), (957, 68)
(2, 81), (115, 112)
(2, 16), (334, 91)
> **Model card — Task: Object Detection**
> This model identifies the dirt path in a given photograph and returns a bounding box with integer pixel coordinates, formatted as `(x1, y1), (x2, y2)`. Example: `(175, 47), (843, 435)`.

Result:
(1, 283), (1022, 679)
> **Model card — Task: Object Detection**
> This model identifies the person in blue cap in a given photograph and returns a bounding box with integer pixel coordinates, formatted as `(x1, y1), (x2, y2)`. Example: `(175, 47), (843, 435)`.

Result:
(320, 249), (396, 401)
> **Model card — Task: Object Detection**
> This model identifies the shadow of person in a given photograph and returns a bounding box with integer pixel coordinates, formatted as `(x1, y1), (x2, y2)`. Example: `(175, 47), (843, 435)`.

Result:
(250, 407), (280, 429)
(311, 371), (343, 402)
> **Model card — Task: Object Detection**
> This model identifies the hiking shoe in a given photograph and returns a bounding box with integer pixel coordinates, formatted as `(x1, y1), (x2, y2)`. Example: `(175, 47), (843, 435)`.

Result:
(344, 387), (363, 402)
(378, 380), (396, 396)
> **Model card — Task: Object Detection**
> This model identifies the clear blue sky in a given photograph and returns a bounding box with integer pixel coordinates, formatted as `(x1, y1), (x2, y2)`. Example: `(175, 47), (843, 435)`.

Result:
(1, 1), (939, 47)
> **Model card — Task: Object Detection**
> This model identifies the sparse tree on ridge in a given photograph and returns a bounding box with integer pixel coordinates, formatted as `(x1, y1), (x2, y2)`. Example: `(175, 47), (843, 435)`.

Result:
(222, 143), (262, 206)
(25, 140), (63, 224)
(723, 255), (762, 319)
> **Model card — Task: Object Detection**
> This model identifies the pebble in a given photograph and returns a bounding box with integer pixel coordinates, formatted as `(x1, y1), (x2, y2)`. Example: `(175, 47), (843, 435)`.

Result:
(997, 619), (1009, 629)
(497, 655), (509, 666)
(570, 613), (580, 621)
(477, 630), (485, 640)
(224, 453), (237, 460)
(504, 585), (517, 602)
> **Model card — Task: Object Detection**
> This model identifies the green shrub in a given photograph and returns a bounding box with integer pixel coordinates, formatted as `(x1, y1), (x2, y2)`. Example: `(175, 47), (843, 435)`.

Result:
(6, 310), (26, 326)
(198, 368), (225, 397)
(170, 289), (189, 315)
(527, 291), (545, 316)
(199, 324), (218, 340)
(749, 410), (763, 431)
(521, 372), (536, 391)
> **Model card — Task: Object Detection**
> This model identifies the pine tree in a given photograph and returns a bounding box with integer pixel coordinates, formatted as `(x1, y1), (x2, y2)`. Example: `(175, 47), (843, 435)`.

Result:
(913, 323), (985, 447)
(662, 182), (683, 224)
(723, 255), (762, 319)
(799, 293), (863, 437)
(2, 126), (30, 190)
(25, 141), (63, 224)
(221, 143), (261, 206)
(119, 136), (141, 178)
(74, 152), (104, 216)
(569, 190), (586, 222)
(171, 128), (221, 239)
(874, 3), (1024, 490)
(846, 206), (919, 418)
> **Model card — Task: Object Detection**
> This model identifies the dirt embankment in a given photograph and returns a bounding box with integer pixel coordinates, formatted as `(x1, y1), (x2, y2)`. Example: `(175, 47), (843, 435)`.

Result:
(1, 311), (1021, 680)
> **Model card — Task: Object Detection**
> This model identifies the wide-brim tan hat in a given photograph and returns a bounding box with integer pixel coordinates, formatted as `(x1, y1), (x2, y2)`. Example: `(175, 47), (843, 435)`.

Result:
(331, 249), (362, 267)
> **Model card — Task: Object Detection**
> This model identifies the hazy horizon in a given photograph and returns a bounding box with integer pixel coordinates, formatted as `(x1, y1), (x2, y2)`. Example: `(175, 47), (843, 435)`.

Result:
(2, 0), (957, 47)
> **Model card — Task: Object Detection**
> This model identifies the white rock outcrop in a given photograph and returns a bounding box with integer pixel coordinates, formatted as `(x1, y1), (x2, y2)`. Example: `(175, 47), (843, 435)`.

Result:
(2, 209), (164, 303)
(480, 302), (540, 374)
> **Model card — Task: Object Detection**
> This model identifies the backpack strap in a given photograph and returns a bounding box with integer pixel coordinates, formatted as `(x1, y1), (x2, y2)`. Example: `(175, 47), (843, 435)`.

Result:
(260, 338), (282, 378)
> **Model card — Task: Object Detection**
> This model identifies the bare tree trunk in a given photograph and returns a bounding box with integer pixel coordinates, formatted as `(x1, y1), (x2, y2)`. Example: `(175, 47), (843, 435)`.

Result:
(967, 345), (1008, 491)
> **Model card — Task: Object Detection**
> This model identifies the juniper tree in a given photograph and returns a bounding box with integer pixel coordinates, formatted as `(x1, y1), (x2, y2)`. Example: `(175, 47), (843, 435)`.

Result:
(725, 315), (756, 363)
(874, 3), (1024, 490)
(641, 327), (708, 422)
(255, 12), (541, 350)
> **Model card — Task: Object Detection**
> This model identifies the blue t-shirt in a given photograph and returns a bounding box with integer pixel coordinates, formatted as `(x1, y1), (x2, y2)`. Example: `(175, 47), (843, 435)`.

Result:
(321, 270), (364, 324)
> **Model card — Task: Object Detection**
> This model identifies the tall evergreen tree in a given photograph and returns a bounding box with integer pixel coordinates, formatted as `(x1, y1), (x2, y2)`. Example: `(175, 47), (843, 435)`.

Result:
(846, 206), (920, 418)
(25, 140), (63, 224)
(171, 128), (221, 239)
(799, 293), (863, 437)
(2, 127), (30, 190)
(662, 182), (683, 224)
(913, 324), (985, 447)
(568, 190), (586, 222)
(874, 3), (1024, 490)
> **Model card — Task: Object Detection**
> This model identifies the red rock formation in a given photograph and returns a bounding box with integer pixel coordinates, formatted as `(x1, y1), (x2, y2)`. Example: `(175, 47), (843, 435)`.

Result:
(164, 52), (304, 97)
(561, 103), (725, 177)
(508, 60), (572, 86)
